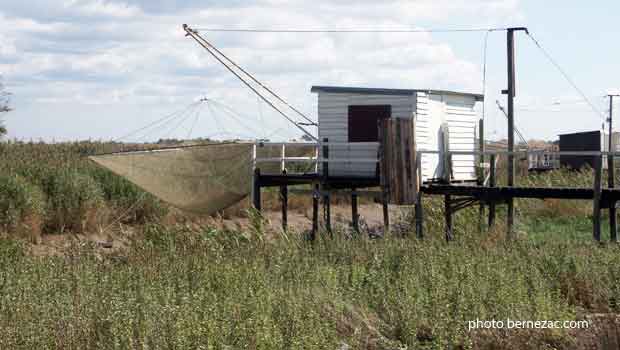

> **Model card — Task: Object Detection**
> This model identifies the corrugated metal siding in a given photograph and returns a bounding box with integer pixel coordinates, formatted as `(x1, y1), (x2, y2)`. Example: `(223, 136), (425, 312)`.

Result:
(317, 92), (415, 177)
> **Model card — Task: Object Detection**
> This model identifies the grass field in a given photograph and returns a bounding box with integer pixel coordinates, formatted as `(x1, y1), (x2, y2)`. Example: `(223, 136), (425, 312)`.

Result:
(1, 141), (619, 349)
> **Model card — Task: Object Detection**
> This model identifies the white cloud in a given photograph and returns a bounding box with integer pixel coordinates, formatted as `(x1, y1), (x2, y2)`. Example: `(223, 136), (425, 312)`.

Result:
(0, 0), (523, 141)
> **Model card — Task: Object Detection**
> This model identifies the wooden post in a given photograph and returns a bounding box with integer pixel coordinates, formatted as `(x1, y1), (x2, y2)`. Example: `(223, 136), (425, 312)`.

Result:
(280, 169), (288, 231)
(504, 28), (528, 238)
(445, 194), (453, 242)
(351, 188), (359, 233)
(322, 137), (329, 181)
(415, 153), (424, 238)
(280, 144), (286, 172)
(478, 119), (485, 232)
(479, 119), (485, 176)
(488, 154), (496, 228)
(322, 138), (331, 235)
(251, 143), (257, 204)
(382, 191), (389, 235)
(593, 155), (603, 242)
(323, 191), (332, 236)
(506, 29), (516, 237)
(608, 95), (617, 242)
(252, 167), (261, 212)
(311, 182), (319, 241)
(314, 146), (319, 173)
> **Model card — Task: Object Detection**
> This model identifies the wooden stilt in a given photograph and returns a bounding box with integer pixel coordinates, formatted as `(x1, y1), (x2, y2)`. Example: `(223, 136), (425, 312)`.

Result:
(280, 169), (288, 231)
(311, 182), (319, 241)
(611, 205), (618, 243)
(382, 191), (389, 235)
(323, 191), (332, 236)
(593, 155), (603, 242)
(415, 153), (423, 238)
(252, 168), (261, 212)
(609, 95), (618, 242)
(351, 188), (359, 233)
(507, 198), (514, 238)
(415, 191), (423, 239)
(445, 194), (453, 242)
(478, 119), (485, 232)
(488, 154), (496, 228)
(321, 137), (331, 236)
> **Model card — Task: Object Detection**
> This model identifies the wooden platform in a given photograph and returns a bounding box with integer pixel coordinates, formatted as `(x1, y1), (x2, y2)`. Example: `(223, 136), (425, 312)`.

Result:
(257, 173), (380, 189)
(422, 184), (620, 208)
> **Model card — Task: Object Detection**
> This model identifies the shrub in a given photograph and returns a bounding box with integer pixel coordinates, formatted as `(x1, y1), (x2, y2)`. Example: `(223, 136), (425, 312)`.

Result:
(42, 169), (105, 233)
(0, 174), (45, 242)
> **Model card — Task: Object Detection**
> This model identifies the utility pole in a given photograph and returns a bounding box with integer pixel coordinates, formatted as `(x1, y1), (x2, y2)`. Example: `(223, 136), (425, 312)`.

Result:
(502, 27), (528, 238)
(608, 93), (620, 242)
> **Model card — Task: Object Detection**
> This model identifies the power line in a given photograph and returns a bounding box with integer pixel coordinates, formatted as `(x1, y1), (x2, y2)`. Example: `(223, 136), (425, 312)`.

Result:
(193, 27), (509, 33)
(517, 108), (595, 113)
(526, 32), (607, 122)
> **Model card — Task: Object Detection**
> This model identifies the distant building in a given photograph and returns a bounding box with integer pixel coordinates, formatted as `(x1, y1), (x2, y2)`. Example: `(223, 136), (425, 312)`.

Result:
(558, 130), (620, 169)
(527, 141), (559, 171)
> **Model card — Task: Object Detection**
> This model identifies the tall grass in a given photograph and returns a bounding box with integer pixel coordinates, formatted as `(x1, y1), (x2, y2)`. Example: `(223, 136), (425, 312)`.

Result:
(0, 219), (618, 349)
(41, 169), (105, 233)
(0, 174), (44, 242)
(1, 141), (620, 348)
(0, 141), (168, 235)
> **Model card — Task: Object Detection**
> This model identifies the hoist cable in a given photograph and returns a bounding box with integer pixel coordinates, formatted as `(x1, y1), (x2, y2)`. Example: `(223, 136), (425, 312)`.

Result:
(183, 25), (318, 141)
(184, 25), (317, 126)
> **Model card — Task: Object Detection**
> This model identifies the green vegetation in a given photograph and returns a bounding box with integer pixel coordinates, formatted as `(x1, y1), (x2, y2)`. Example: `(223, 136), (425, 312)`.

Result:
(0, 174), (44, 240)
(42, 168), (105, 233)
(0, 141), (168, 233)
(1, 219), (619, 349)
(0, 142), (619, 349)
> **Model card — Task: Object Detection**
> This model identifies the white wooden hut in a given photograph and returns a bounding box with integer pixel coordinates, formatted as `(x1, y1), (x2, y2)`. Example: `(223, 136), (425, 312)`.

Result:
(311, 86), (484, 182)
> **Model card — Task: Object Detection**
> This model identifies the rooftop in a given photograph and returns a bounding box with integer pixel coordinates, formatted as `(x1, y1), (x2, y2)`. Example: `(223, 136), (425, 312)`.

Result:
(310, 85), (484, 101)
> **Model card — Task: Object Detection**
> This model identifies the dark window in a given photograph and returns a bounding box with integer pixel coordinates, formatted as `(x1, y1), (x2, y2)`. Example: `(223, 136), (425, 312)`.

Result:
(347, 105), (391, 142)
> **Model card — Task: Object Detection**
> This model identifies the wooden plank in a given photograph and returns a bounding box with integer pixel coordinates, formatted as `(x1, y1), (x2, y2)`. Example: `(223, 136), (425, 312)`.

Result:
(400, 120), (409, 201)
(377, 118), (418, 205)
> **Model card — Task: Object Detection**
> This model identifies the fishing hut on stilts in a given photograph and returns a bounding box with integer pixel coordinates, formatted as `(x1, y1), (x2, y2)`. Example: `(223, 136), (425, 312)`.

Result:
(91, 25), (620, 243)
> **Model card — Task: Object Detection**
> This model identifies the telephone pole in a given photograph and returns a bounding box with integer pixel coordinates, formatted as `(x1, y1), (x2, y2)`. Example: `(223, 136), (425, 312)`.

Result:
(502, 27), (528, 238)
(608, 93), (620, 242)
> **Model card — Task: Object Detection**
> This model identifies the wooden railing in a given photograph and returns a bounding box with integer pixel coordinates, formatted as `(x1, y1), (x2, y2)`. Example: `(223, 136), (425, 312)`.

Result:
(252, 141), (380, 174)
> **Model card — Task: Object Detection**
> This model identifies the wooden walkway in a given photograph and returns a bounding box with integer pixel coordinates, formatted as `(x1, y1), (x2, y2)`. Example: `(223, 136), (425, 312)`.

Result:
(422, 184), (620, 209)
(251, 140), (620, 243)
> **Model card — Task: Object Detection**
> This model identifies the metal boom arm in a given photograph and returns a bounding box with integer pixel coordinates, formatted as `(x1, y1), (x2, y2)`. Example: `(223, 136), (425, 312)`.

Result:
(182, 24), (318, 142)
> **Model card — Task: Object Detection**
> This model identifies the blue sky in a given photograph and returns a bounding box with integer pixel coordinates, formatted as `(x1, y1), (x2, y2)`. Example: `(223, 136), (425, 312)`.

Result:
(1, 0), (619, 142)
